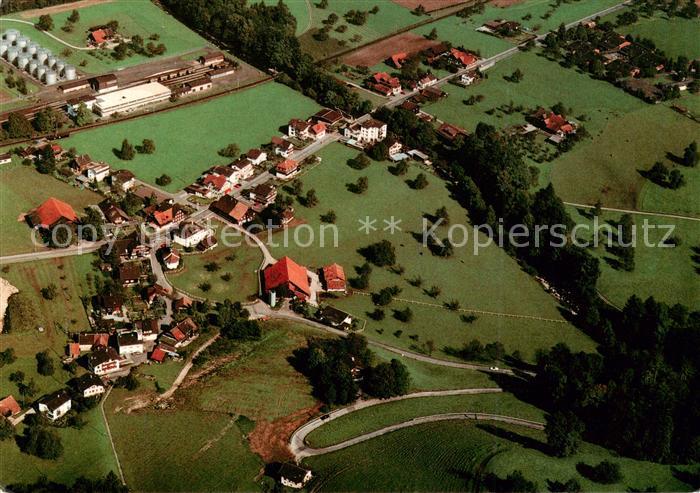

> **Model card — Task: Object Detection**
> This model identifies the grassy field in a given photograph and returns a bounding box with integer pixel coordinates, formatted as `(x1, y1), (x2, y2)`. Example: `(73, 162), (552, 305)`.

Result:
(7, 0), (212, 74)
(60, 82), (320, 191)
(166, 221), (263, 303)
(371, 346), (498, 391)
(299, 0), (418, 59)
(608, 12), (700, 60)
(568, 207), (700, 307)
(304, 421), (695, 492)
(0, 406), (120, 487)
(270, 142), (596, 363)
(305, 392), (545, 448)
(0, 163), (102, 255)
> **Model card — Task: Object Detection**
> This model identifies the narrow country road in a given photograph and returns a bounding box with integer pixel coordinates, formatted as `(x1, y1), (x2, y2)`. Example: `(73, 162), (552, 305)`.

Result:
(564, 202), (700, 222)
(0, 18), (97, 51)
(100, 386), (126, 485)
(0, 240), (106, 264)
(289, 387), (546, 459)
(156, 333), (219, 401)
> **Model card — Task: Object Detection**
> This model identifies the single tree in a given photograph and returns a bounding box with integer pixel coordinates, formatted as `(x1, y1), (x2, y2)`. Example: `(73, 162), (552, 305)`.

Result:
(119, 139), (135, 160)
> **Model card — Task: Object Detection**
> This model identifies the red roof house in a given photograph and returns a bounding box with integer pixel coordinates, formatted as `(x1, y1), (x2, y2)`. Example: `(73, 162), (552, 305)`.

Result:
(263, 256), (311, 301)
(390, 52), (408, 68)
(275, 159), (299, 179)
(149, 346), (167, 363)
(0, 395), (21, 417)
(29, 198), (78, 229)
(67, 342), (81, 359)
(450, 48), (477, 67)
(322, 263), (346, 292)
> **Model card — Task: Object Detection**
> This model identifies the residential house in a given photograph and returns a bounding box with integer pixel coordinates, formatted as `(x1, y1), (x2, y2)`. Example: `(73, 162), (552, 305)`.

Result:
(150, 201), (186, 230)
(135, 319), (160, 341)
(110, 169), (136, 192)
(196, 235), (217, 252)
(99, 200), (130, 225)
(246, 149), (267, 166)
(249, 183), (277, 206)
(0, 153), (11, 165)
(37, 390), (71, 421)
(149, 345), (167, 363)
(77, 332), (110, 352)
(162, 248), (180, 270)
(210, 195), (254, 225)
(288, 119), (311, 139)
(70, 154), (95, 174)
(74, 373), (105, 398)
(173, 295), (193, 312)
(344, 119), (387, 144)
(67, 342), (81, 359)
(450, 48), (478, 67)
(118, 261), (143, 287)
(319, 305), (353, 329)
(88, 345), (122, 375)
(313, 108), (345, 125)
(531, 108), (576, 138)
(173, 221), (211, 248)
(88, 27), (113, 45)
(117, 331), (144, 356)
(322, 263), (346, 292)
(275, 159), (299, 180)
(400, 100), (420, 114)
(387, 138), (403, 157)
(309, 121), (327, 140)
(168, 317), (199, 347)
(230, 158), (254, 180)
(437, 122), (469, 142)
(263, 256), (311, 301)
(0, 395), (21, 418)
(271, 136), (295, 158)
(84, 162), (111, 183)
(417, 74), (437, 89)
(27, 198), (78, 230)
(200, 173), (231, 197)
(459, 72), (478, 86)
(278, 463), (313, 489)
(96, 294), (125, 317)
(369, 72), (401, 96)
(104, 232), (150, 262)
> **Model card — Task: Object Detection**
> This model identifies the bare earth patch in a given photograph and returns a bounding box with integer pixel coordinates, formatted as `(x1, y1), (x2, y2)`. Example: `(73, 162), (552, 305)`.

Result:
(0, 278), (19, 332)
(490, 0), (525, 6)
(248, 404), (321, 462)
(342, 33), (443, 67)
(391, 0), (468, 12)
(18, 0), (114, 19)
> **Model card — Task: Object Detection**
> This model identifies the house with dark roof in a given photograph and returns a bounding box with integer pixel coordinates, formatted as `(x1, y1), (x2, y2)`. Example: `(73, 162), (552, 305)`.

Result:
(313, 108), (345, 125)
(88, 346), (122, 375)
(278, 463), (313, 489)
(288, 118), (311, 139)
(271, 136), (295, 158)
(210, 195), (253, 224)
(118, 262), (143, 287)
(437, 122), (469, 142)
(167, 317), (199, 347)
(117, 331), (144, 356)
(99, 200), (130, 225)
(37, 390), (71, 421)
(28, 198), (78, 229)
(246, 148), (267, 166)
(95, 294), (125, 317)
(319, 305), (353, 329)
(74, 373), (105, 398)
(77, 332), (110, 352)
(249, 183), (277, 206)
(135, 318), (160, 341)
(263, 256), (311, 302)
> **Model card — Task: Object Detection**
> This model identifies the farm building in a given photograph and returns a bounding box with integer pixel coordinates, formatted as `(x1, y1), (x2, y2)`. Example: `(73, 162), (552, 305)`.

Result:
(27, 197), (78, 229)
(210, 195), (253, 224)
(263, 256), (311, 302)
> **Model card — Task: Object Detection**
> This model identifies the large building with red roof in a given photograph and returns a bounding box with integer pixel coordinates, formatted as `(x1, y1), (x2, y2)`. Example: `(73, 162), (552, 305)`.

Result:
(263, 257), (311, 301)
(28, 198), (78, 229)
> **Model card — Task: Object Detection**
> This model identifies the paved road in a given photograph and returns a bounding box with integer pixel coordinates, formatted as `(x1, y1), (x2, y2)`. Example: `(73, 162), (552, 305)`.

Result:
(0, 18), (97, 51)
(289, 387), (544, 459)
(0, 240), (106, 264)
(564, 202), (700, 222)
(248, 302), (520, 375)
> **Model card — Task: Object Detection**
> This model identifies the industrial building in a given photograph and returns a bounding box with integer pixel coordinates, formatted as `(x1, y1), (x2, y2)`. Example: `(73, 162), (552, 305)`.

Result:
(93, 82), (172, 117)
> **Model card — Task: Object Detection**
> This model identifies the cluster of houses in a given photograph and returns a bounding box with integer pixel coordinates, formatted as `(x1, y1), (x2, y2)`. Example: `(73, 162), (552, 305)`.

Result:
(186, 155), (256, 199)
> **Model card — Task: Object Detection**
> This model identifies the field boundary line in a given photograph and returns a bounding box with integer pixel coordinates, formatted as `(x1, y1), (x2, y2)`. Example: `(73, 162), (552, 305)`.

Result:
(352, 291), (567, 324)
(565, 202), (700, 222)
(100, 386), (126, 485)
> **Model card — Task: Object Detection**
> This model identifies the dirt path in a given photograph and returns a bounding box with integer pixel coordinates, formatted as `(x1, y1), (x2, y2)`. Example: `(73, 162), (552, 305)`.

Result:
(16, 0), (114, 18)
(564, 202), (700, 222)
(0, 18), (96, 51)
(157, 333), (220, 401)
(100, 387), (126, 485)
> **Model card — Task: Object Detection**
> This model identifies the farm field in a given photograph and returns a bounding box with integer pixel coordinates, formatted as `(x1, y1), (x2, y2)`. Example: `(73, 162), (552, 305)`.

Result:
(60, 82), (321, 192)
(551, 104), (699, 214)
(568, 207), (700, 308)
(304, 421), (695, 492)
(0, 163), (102, 255)
(305, 392), (545, 448)
(298, 0), (419, 59)
(608, 12), (700, 60)
(166, 221), (263, 303)
(371, 346), (498, 391)
(105, 320), (321, 490)
(0, 406), (119, 487)
(6, 0), (213, 74)
(270, 143), (597, 362)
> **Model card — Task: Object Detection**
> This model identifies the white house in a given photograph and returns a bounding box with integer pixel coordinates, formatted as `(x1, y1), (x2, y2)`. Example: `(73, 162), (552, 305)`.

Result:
(459, 72), (477, 86)
(163, 248), (180, 270)
(344, 119), (387, 144)
(231, 159), (254, 181)
(173, 221), (211, 248)
(271, 137), (294, 158)
(288, 119), (311, 139)
(246, 149), (267, 166)
(0, 153), (12, 165)
(279, 463), (312, 489)
(309, 122), (327, 140)
(38, 390), (72, 421)
(85, 162), (111, 183)
(417, 74), (438, 89)
(118, 331), (144, 356)
(75, 373), (105, 398)
(88, 346), (122, 376)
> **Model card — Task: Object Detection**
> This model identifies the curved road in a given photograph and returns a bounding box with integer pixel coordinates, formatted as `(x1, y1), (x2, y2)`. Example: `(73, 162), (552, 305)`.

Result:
(289, 388), (545, 459)
(0, 18), (96, 51)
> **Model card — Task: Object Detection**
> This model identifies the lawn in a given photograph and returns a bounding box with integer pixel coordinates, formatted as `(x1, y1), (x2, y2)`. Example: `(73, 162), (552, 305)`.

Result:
(567, 207), (700, 308)
(304, 421), (695, 492)
(305, 392), (545, 448)
(6, 0), (212, 74)
(0, 406), (120, 487)
(166, 221), (263, 303)
(60, 82), (321, 191)
(371, 346), (498, 391)
(0, 162), (102, 256)
(138, 358), (184, 392)
(608, 12), (700, 60)
(270, 142), (596, 363)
